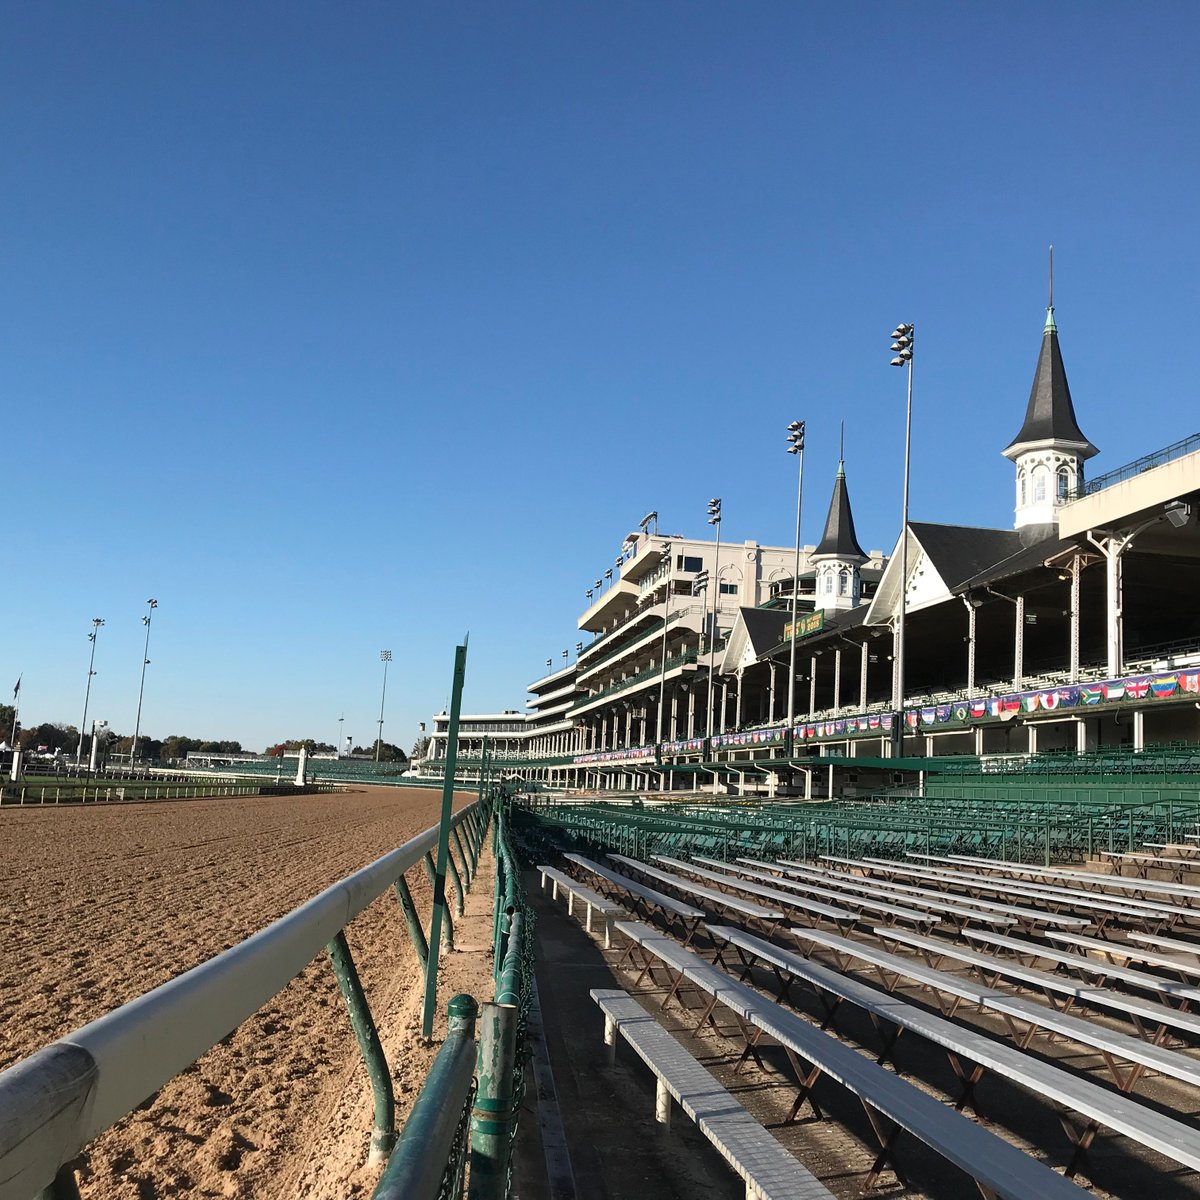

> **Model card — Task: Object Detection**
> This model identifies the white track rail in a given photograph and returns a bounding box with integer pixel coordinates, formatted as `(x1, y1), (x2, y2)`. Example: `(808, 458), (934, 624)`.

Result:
(0, 800), (481, 1200)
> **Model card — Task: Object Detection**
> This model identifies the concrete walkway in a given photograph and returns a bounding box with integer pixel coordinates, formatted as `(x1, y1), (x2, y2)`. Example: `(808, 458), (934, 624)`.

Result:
(513, 872), (744, 1200)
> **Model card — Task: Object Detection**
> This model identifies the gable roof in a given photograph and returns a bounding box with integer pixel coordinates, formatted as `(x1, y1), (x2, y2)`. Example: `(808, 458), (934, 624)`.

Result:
(907, 522), (1026, 591)
(812, 462), (867, 561)
(1003, 308), (1098, 459)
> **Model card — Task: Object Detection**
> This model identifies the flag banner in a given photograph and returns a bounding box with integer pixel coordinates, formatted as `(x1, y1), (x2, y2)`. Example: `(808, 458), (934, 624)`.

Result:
(1183, 672), (1200, 694)
(881, 713), (894, 731)
(905, 711), (919, 729)
(1080, 685), (1104, 705)
(868, 715), (880, 729)
(1151, 675), (1180, 698)
(953, 704), (969, 721)
(1103, 681), (1126, 701)
(969, 699), (987, 718)
(921, 707), (936, 726)
(1125, 677), (1150, 700)
(935, 704), (952, 723)
(1021, 695), (1040, 713)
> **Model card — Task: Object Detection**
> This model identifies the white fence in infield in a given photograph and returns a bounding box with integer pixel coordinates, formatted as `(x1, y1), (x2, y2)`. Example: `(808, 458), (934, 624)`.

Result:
(0, 799), (483, 1200)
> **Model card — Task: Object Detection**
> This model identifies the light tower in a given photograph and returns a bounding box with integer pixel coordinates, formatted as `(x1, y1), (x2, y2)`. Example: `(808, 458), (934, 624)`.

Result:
(376, 650), (392, 761)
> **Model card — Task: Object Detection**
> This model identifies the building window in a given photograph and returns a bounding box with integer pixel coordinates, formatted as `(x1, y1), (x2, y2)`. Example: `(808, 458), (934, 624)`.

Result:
(677, 555), (702, 573)
(838, 569), (849, 596)
(1018, 468), (1027, 506)
(823, 573), (833, 594)
(1033, 466), (1047, 503)
(1056, 465), (1070, 500)
(719, 582), (738, 595)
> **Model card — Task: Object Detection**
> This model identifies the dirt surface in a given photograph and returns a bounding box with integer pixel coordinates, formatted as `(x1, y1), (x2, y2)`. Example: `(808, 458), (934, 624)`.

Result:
(0, 786), (494, 1199)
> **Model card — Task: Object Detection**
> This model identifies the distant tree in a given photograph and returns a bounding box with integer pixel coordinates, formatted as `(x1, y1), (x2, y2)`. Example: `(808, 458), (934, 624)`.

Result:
(411, 735), (431, 759)
(18, 723), (76, 754)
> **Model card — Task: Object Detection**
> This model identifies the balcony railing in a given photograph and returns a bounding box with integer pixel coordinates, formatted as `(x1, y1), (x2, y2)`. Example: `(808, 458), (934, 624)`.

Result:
(1066, 431), (1200, 501)
(568, 650), (699, 714)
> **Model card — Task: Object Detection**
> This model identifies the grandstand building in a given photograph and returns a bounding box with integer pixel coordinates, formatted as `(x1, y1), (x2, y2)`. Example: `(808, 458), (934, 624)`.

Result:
(426, 290), (1200, 797)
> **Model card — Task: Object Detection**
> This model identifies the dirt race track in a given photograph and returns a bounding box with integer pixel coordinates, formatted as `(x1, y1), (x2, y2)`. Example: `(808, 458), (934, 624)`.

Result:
(0, 785), (489, 1199)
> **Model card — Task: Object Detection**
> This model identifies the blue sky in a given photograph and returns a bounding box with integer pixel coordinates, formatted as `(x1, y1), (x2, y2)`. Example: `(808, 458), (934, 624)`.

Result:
(2, 3), (1198, 751)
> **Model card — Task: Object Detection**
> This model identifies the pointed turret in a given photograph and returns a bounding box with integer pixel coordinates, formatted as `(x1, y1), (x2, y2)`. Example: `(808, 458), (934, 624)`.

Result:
(811, 458), (867, 611)
(1001, 288), (1099, 543)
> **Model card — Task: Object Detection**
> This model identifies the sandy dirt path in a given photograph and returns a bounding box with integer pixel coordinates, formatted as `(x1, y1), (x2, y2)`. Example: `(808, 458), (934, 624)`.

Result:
(0, 785), (487, 1199)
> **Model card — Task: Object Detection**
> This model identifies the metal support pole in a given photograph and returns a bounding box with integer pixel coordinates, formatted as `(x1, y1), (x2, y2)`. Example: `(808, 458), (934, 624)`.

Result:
(424, 851), (454, 949)
(423, 639), (469, 1037)
(446, 842), (466, 917)
(326, 930), (396, 1163)
(453, 825), (472, 887)
(393, 875), (429, 969)
(468, 1002), (519, 1200)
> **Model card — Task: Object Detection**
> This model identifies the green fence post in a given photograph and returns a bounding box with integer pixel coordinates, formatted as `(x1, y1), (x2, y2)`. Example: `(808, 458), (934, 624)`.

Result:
(468, 1001), (519, 1200)
(326, 930), (396, 1163)
(453, 826), (473, 888)
(393, 874), (428, 969)
(446, 841), (466, 917)
(423, 638), (469, 1039)
(423, 851), (455, 949)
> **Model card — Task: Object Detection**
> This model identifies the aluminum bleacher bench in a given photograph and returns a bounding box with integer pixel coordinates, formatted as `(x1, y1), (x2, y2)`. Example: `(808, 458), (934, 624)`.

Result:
(790, 925), (1200, 1095)
(615, 919), (1086, 1199)
(798, 856), (1091, 932)
(646, 855), (855, 932)
(564, 853), (705, 945)
(682, 858), (938, 932)
(960, 927), (1200, 1005)
(707, 924), (1200, 1180)
(538, 864), (623, 947)
(1098, 849), (1200, 883)
(911, 853), (1200, 906)
(590, 989), (835, 1200)
(921, 852), (1200, 910)
(866, 856), (1188, 932)
(873, 926), (1200, 1047)
(766, 858), (1016, 932)
(1127, 930), (1200, 959)
(1043, 929), (1200, 983)
(607, 853), (785, 932)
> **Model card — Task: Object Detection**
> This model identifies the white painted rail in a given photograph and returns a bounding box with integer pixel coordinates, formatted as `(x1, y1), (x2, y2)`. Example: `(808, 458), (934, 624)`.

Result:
(0, 800), (482, 1200)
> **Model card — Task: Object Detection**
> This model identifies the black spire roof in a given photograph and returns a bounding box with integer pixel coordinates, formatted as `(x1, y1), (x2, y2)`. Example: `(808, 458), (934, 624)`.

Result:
(1002, 308), (1098, 460)
(812, 462), (867, 561)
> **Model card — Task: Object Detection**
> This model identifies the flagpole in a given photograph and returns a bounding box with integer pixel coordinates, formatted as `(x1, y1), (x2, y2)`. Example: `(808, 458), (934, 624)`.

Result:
(10, 677), (20, 748)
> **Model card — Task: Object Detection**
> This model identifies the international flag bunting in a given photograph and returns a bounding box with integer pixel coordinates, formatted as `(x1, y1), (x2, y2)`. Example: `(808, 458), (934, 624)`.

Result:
(881, 713), (893, 731)
(1058, 687), (1079, 707)
(1125, 677), (1150, 700)
(921, 708), (936, 726)
(1103, 682), (1126, 701)
(1021, 695), (1040, 713)
(1080, 685), (1104, 705)
(1151, 675), (1179, 698)
(1184, 673), (1200, 694)
(970, 700), (986, 718)
(1040, 690), (1060, 710)
(954, 704), (969, 721)
(868, 715), (880, 729)
(905, 711), (919, 729)
(935, 705), (951, 723)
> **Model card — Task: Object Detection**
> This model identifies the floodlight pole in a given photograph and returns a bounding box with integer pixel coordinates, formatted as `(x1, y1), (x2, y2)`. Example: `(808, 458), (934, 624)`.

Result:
(785, 422), (806, 749)
(130, 599), (157, 767)
(705, 500), (723, 740)
(78, 619), (104, 763)
(376, 650), (392, 761)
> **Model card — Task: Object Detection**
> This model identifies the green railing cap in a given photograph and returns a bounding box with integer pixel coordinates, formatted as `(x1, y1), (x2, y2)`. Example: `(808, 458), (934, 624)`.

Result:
(448, 993), (479, 1019)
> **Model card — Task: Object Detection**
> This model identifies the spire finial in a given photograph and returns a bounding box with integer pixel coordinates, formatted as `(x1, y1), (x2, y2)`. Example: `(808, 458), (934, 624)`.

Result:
(838, 421), (845, 476)
(1044, 244), (1057, 333)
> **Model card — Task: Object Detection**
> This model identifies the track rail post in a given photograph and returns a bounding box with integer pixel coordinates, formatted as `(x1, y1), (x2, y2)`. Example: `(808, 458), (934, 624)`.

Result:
(423, 638), (469, 1038)
(468, 1001), (519, 1200)
(393, 874), (429, 969)
(326, 930), (396, 1163)
(423, 851), (455, 949)
(453, 826), (473, 887)
(447, 841), (467, 916)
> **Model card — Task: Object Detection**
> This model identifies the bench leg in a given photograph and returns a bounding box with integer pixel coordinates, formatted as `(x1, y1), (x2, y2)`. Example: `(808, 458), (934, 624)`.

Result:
(552, 879), (559, 900)
(782, 1048), (824, 1122)
(947, 1052), (986, 1116)
(861, 1101), (908, 1190)
(604, 917), (613, 950)
(603, 1013), (617, 1066)
(1060, 1115), (1100, 1180)
(567, 891), (575, 916)
(584, 903), (593, 932)
(655, 1077), (671, 1128)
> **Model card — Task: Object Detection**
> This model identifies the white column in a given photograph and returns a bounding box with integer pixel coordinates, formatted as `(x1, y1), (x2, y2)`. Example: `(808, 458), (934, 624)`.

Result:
(1133, 709), (1145, 751)
(833, 649), (842, 710)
